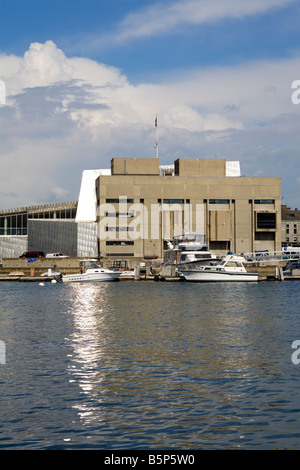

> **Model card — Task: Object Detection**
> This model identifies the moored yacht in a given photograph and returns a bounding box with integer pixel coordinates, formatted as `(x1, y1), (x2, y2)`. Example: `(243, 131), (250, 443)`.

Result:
(163, 234), (219, 266)
(179, 253), (258, 282)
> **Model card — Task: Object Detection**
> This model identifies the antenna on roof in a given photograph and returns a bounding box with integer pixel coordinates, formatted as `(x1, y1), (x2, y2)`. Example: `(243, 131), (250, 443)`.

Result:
(154, 115), (158, 158)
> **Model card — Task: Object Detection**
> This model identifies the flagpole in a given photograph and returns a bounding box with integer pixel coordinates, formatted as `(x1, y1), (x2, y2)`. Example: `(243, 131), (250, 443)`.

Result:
(154, 115), (158, 158)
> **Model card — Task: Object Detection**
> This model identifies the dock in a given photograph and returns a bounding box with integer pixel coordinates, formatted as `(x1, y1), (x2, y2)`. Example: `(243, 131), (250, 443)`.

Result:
(0, 275), (58, 282)
(0, 257), (300, 282)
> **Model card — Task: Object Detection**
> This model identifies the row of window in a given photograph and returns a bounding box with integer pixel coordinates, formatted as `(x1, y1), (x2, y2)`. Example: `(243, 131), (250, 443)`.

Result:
(0, 209), (77, 228)
(103, 213), (276, 233)
(105, 198), (275, 204)
(0, 228), (27, 235)
(106, 241), (134, 246)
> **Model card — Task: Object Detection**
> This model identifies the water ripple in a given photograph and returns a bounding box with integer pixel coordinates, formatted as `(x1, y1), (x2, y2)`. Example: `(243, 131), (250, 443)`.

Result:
(0, 281), (300, 449)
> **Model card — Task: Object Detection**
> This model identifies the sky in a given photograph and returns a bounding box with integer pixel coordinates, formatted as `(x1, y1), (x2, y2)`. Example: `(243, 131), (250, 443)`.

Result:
(1, 0), (300, 210)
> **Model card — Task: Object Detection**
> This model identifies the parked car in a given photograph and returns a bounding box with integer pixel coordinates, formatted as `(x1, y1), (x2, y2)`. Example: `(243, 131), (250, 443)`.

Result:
(45, 253), (69, 258)
(19, 251), (45, 258)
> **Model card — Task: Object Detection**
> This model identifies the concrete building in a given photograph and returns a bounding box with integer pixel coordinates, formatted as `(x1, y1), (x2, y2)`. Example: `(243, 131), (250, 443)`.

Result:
(94, 157), (281, 261)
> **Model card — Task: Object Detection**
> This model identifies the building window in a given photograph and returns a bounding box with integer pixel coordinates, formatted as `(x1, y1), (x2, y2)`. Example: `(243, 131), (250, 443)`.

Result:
(106, 253), (134, 257)
(162, 199), (184, 204)
(254, 199), (274, 204)
(106, 241), (134, 246)
(106, 198), (134, 203)
(106, 212), (135, 218)
(105, 226), (134, 231)
(257, 212), (276, 229)
(255, 232), (275, 241)
(209, 199), (230, 204)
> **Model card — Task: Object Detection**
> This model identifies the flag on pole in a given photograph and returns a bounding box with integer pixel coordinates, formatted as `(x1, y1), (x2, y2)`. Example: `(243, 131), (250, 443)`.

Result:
(155, 116), (157, 127)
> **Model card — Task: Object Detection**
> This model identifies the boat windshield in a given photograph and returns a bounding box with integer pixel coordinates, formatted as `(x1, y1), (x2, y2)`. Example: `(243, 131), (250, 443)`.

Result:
(81, 261), (99, 269)
(220, 259), (244, 267)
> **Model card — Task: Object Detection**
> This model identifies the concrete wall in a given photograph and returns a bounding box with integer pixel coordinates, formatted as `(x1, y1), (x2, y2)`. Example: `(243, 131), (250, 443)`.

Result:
(28, 219), (78, 257)
(175, 158), (226, 176)
(111, 158), (160, 175)
(0, 257), (84, 275)
(0, 235), (27, 258)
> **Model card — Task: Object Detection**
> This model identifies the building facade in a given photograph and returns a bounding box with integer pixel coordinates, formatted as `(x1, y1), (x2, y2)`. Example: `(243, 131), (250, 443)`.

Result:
(95, 157), (281, 260)
(281, 205), (300, 247)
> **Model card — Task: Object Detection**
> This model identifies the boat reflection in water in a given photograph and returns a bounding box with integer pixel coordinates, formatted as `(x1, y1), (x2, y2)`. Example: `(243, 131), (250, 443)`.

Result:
(179, 253), (258, 282)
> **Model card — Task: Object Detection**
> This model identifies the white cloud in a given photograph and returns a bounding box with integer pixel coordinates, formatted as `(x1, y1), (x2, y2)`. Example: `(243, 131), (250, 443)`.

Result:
(111, 0), (296, 43)
(0, 40), (300, 210)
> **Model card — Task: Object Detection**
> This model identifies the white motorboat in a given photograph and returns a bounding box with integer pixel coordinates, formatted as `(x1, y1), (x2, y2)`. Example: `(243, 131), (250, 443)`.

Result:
(60, 259), (121, 283)
(108, 260), (136, 279)
(179, 253), (258, 282)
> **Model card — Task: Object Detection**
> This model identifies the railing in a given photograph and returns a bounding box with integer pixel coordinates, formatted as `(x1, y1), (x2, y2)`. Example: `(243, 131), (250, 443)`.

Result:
(243, 250), (300, 262)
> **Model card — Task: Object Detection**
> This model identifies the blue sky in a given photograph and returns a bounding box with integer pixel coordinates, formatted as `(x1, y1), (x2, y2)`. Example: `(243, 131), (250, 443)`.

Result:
(2, 0), (300, 80)
(1, 0), (300, 210)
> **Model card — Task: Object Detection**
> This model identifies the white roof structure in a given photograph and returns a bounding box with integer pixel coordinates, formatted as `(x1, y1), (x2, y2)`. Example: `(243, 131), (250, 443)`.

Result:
(75, 169), (110, 222)
(226, 161), (241, 177)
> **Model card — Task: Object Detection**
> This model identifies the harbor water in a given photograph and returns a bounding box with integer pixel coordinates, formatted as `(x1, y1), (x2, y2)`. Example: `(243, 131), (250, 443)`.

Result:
(0, 280), (300, 450)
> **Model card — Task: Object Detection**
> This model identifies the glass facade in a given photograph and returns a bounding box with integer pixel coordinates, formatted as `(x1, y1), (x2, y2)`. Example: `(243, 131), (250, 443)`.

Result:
(0, 213), (27, 235)
(0, 206), (77, 236)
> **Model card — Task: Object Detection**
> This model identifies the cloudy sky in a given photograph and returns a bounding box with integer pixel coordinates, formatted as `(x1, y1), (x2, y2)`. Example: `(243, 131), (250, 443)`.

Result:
(1, 0), (300, 210)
